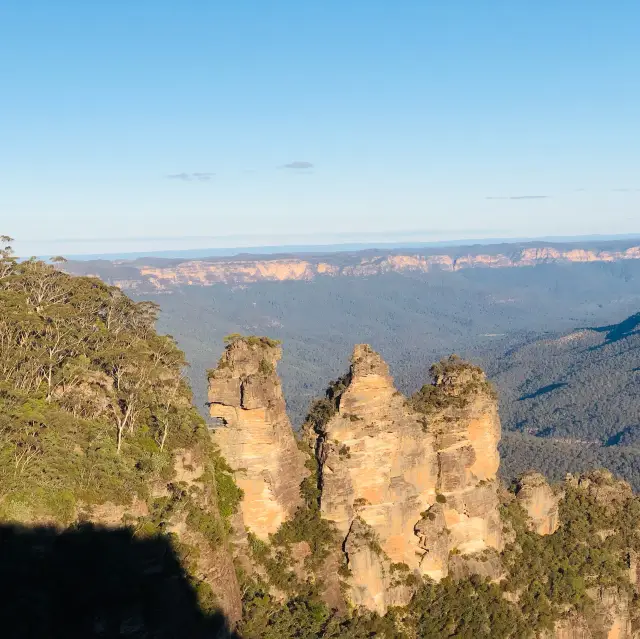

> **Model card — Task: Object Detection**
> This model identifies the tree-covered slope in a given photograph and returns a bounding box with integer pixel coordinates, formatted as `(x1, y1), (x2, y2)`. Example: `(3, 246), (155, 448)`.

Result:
(490, 312), (640, 487)
(492, 313), (640, 444)
(0, 238), (243, 633)
(0, 240), (205, 519)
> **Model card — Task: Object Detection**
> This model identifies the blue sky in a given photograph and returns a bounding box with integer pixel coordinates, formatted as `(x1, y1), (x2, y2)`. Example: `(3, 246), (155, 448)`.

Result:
(1, 1), (639, 255)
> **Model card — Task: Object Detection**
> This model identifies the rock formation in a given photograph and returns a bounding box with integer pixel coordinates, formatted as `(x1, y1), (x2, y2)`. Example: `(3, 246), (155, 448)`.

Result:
(515, 472), (562, 535)
(208, 336), (309, 540)
(204, 337), (640, 632)
(311, 346), (504, 613)
(62, 243), (640, 291)
(566, 470), (634, 510)
(169, 449), (243, 624)
(548, 587), (636, 639)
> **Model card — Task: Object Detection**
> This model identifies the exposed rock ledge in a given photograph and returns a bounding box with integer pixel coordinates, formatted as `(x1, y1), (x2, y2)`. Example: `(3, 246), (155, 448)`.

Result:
(515, 472), (563, 535)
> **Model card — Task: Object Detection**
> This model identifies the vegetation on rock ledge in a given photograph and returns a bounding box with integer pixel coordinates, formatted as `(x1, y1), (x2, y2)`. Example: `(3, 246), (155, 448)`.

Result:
(410, 354), (497, 419)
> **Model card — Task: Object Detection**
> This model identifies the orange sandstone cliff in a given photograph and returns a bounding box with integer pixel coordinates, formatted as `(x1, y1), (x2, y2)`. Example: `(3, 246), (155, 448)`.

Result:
(207, 337), (309, 540)
(66, 244), (640, 291)
(307, 347), (504, 613)
(207, 338), (506, 615)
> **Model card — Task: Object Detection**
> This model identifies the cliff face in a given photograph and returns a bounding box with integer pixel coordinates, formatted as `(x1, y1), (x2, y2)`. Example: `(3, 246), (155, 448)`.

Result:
(313, 346), (503, 613)
(135, 246), (640, 288)
(203, 338), (640, 632)
(515, 472), (562, 535)
(314, 345), (439, 613)
(549, 587), (636, 639)
(208, 337), (309, 540)
(422, 358), (504, 565)
(64, 244), (640, 290)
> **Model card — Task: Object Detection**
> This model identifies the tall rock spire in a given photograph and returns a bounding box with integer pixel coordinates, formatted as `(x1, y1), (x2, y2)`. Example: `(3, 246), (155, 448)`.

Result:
(312, 347), (504, 614)
(208, 336), (308, 539)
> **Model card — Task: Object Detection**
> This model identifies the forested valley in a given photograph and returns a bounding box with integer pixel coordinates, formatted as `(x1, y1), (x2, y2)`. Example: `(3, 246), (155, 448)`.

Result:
(138, 261), (640, 488)
(2, 236), (640, 637)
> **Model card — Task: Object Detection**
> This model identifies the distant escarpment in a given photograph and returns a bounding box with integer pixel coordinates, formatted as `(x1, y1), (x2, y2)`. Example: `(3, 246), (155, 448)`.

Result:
(62, 241), (640, 290)
(209, 336), (640, 638)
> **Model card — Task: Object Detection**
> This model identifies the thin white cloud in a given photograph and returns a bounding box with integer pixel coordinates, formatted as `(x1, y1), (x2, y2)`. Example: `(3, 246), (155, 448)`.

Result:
(486, 195), (549, 200)
(167, 172), (215, 182)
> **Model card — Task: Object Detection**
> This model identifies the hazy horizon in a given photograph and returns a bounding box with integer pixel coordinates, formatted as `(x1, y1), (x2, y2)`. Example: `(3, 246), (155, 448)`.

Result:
(15, 230), (640, 261)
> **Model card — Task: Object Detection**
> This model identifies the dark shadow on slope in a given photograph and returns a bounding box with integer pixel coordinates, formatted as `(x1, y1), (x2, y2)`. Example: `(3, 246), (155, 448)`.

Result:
(606, 425), (640, 447)
(518, 382), (568, 401)
(0, 523), (238, 639)
(587, 312), (640, 344)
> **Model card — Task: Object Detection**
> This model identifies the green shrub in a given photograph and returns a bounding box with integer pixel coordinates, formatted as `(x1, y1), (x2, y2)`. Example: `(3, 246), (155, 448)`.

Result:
(259, 358), (274, 375)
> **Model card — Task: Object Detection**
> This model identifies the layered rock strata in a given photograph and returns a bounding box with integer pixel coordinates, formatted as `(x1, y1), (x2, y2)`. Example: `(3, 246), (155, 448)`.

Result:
(122, 246), (640, 289)
(548, 587), (636, 639)
(64, 244), (640, 290)
(208, 337), (308, 539)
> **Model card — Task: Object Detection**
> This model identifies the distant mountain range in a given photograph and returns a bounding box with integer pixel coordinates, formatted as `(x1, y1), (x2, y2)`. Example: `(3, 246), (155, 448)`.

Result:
(62, 238), (640, 291)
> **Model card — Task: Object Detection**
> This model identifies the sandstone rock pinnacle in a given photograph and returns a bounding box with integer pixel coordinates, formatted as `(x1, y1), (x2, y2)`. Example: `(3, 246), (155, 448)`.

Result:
(208, 336), (308, 539)
(312, 346), (504, 614)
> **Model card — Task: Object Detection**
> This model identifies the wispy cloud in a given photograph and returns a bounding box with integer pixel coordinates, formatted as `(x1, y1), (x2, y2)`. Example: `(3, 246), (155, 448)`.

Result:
(167, 172), (215, 182)
(281, 161), (314, 169)
(486, 195), (549, 200)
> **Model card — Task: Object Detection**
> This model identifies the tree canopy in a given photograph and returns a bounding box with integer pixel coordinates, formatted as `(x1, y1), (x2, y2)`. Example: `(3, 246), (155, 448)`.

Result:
(0, 241), (210, 520)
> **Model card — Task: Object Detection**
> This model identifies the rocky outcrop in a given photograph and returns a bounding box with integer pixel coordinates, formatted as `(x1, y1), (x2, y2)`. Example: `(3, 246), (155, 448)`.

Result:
(169, 449), (243, 624)
(589, 587), (635, 639)
(548, 614), (593, 639)
(421, 356), (504, 566)
(208, 337), (308, 540)
(566, 470), (634, 511)
(312, 346), (503, 613)
(515, 472), (562, 535)
(80, 448), (244, 625)
(547, 588), (637, 639)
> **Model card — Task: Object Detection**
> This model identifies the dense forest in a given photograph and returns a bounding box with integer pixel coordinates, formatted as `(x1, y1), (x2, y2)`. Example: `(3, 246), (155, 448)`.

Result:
(491, 313), (640, 444)
(490, 313), (640, 487)
(139, 261), (640, 423)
